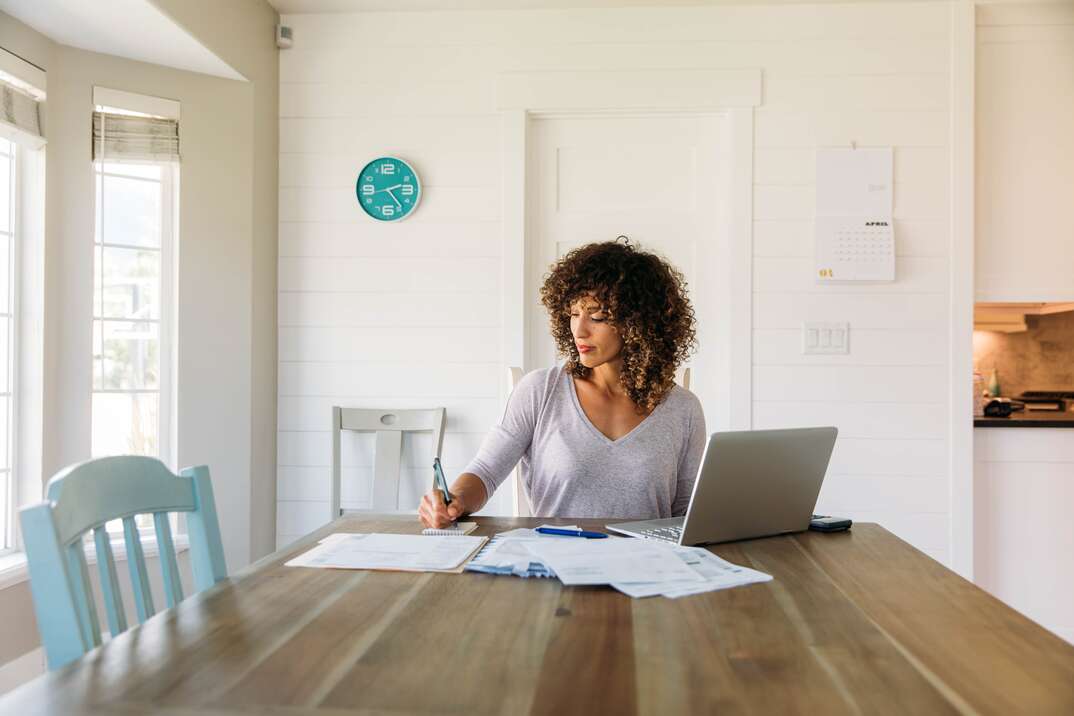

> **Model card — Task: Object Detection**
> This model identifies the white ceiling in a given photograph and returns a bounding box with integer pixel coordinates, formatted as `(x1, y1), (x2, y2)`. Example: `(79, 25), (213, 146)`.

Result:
(0, 0), (244, 81)
(268, 0), (929, 12)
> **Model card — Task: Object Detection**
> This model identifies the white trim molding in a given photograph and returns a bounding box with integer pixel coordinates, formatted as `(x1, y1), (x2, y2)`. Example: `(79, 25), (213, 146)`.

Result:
(93, 86), (181, 120)
(500, 109), (528, 385)
(0, 534), (190, 591)
(0, 646), (44, 696)
(948, 0), (976, 580)
(496, 69), (763, 112)
(0, 47), (45, 98)
(724, 107), (754, 431)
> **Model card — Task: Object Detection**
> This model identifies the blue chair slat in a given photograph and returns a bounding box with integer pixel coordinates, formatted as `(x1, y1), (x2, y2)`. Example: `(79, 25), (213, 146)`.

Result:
(123, 516), (155, 623)
(19, 504), (92, 670)
(153, 512), (183, 607)
(92, 525), (128, 637)
(65, 540), (102, 649)
(19, 456), (228, 670)
(182, 466), (228, 590)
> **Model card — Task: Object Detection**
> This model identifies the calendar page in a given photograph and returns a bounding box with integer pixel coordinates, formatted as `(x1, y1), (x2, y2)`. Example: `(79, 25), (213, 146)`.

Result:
(815, 148), (895, 283)
(815, 216), (895, 282)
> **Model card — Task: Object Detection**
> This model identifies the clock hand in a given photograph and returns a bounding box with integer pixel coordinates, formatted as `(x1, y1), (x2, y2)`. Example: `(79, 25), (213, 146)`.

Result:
(375, 184), (403, 193)
(386, 187), (402, 209)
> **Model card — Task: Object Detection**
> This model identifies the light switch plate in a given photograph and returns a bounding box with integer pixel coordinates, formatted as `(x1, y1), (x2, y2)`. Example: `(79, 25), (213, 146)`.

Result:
(802, 322), (849, 354)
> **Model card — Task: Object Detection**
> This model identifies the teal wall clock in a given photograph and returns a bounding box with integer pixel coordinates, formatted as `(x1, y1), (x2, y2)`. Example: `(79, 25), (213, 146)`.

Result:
(356, 156), (421, 221)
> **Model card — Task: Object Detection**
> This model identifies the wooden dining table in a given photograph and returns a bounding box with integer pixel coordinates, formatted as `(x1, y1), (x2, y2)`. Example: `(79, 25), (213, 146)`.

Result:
(3, 514), (1074, 715)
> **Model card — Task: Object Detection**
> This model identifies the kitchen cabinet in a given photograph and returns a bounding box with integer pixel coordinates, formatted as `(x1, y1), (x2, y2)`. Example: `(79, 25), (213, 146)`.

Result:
(974, 427), (1074, 644)
(975, 3), (1074, 301)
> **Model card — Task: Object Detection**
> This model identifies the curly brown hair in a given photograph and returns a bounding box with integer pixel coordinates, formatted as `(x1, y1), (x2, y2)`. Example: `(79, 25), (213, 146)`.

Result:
(539, 238), (697, 414)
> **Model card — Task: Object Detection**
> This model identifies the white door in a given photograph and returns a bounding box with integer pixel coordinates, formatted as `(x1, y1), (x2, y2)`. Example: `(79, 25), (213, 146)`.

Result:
(527, 113), (727, 424)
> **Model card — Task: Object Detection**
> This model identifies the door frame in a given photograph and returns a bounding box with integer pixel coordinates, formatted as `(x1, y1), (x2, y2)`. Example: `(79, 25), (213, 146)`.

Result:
(948, 0), (976, 579)
(497, 69), (760, 432)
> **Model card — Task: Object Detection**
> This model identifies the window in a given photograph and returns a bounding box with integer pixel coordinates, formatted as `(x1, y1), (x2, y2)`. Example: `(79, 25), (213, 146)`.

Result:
(0, 138), (15, 553)
(91, 158), (175, 466)
(0, 63), (47, 557)
(88, 89), (180, 538)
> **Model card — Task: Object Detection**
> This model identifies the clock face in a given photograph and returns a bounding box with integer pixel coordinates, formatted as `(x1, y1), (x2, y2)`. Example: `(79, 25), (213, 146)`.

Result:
(356, 157), (421, 222)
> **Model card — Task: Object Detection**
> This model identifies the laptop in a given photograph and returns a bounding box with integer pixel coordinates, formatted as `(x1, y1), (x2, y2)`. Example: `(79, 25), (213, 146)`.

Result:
(606, 427), (838, 546)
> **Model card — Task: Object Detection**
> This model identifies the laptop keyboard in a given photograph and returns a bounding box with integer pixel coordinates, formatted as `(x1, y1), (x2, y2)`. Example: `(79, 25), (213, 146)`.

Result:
(638, 525), (683, 543)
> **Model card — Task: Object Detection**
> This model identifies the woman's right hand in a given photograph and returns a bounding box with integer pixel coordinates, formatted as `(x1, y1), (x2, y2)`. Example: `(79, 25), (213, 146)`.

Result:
(418, 489), (462, 529)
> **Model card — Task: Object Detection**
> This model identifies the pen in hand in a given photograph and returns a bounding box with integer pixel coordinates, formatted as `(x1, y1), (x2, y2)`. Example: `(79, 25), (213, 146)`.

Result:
(425, 457), (459, 528)
(433, 457), (452, 506)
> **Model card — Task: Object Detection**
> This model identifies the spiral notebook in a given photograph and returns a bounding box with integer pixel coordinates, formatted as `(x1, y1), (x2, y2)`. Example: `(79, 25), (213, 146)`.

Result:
(422, 521), (478, 536)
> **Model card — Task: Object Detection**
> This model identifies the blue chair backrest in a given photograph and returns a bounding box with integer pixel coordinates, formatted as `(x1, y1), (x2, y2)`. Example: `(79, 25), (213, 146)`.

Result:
(19, 456), (228, 670)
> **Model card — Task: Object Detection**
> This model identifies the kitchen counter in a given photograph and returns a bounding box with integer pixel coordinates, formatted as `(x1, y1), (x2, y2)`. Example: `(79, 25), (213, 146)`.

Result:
(975, 410), (1074, 428)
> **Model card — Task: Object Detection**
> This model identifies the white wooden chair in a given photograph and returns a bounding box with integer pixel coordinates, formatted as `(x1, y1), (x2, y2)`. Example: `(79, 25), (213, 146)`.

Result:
(506, 367), (532, 517)
(330, 407), (446, 519)
(505, 365), (691, 517)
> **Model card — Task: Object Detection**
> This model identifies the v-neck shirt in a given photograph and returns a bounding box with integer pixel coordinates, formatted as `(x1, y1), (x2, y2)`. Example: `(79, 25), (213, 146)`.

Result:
(464, 365), (707, 519)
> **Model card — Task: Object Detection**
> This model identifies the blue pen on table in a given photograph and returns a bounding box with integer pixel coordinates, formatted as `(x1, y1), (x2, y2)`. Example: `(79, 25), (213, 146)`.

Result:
(535, 527), (608, 539)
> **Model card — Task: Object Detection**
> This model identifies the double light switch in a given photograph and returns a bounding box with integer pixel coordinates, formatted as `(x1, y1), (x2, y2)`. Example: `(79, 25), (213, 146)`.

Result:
(802, 322), (849, 355)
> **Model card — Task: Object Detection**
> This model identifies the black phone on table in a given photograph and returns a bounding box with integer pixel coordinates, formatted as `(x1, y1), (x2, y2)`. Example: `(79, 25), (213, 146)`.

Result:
(809, 515), (852, 532)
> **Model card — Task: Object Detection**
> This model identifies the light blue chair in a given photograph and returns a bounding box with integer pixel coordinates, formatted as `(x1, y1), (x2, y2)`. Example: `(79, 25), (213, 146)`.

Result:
(19, 456), (228, 670)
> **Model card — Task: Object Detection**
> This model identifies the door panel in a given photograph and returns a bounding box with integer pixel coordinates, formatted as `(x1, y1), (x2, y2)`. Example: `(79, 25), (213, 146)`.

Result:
(528, 114), (722, 398)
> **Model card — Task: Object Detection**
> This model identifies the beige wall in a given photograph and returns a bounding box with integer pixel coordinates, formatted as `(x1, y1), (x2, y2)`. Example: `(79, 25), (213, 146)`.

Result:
(150, 0), (280, 567)
(0, 11), (51, 73)
(0, 0), (278, 674)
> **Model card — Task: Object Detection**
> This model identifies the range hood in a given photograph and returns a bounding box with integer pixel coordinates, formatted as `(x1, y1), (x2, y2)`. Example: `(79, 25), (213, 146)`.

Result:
(974, 302), (1074, 333)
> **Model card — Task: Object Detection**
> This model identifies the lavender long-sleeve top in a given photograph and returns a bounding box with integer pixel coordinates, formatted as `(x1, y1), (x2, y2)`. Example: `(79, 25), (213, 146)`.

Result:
(464, 365), (707, 519)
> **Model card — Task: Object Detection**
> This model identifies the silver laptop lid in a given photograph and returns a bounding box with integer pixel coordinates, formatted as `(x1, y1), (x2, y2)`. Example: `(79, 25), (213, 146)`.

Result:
(679, 426), (838, 546)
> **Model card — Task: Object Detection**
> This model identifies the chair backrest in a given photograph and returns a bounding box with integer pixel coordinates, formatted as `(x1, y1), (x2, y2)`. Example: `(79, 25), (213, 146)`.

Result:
(331, 407), (446, 518)
(506, 365), (692, 517)
(506, 368), (532, 518)
(19, 456), (228, 671)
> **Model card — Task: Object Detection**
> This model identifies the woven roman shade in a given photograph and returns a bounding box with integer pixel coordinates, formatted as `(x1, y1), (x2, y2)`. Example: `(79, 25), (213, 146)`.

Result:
(0, 78), (43, 148)
(92, 112), (179, 162)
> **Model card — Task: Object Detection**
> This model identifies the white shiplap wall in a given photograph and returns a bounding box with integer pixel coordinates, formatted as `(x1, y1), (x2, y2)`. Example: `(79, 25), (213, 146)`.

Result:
(278, 2), (954, 561)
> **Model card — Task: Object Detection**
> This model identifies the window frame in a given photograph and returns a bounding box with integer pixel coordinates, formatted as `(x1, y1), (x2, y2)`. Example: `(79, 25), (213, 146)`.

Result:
(91, 159), (176, 465)
(0, 138), (18, 556)
(91, 154), (179, 537)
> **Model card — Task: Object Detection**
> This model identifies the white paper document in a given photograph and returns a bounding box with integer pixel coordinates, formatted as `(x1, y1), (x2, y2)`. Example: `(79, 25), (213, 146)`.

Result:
(525, 538), (707, 586)
(286, 532), (486, 572)
(465, 528), (563, 578)
(611, 546), (772, 599)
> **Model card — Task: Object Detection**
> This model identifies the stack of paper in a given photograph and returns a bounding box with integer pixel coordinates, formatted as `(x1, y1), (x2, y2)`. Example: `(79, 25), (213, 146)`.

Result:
(465, 527), (569, 578)
(526, 538), (707, 586)
(285, 532), (486, 573)
(466, 527), (772, 599)
(610, 546), (772, 599)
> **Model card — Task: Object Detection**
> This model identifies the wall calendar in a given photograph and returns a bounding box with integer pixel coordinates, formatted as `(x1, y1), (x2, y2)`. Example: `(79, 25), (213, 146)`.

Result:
(815, 147), (895, 283)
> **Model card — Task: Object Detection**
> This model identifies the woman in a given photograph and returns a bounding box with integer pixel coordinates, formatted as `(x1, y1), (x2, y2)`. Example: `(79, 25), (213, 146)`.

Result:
(419, 239), (706, 528)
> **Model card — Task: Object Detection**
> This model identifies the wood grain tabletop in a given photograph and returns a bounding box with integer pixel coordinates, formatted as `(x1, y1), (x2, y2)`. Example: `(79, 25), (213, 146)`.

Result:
(3, 515), (1073, 715)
